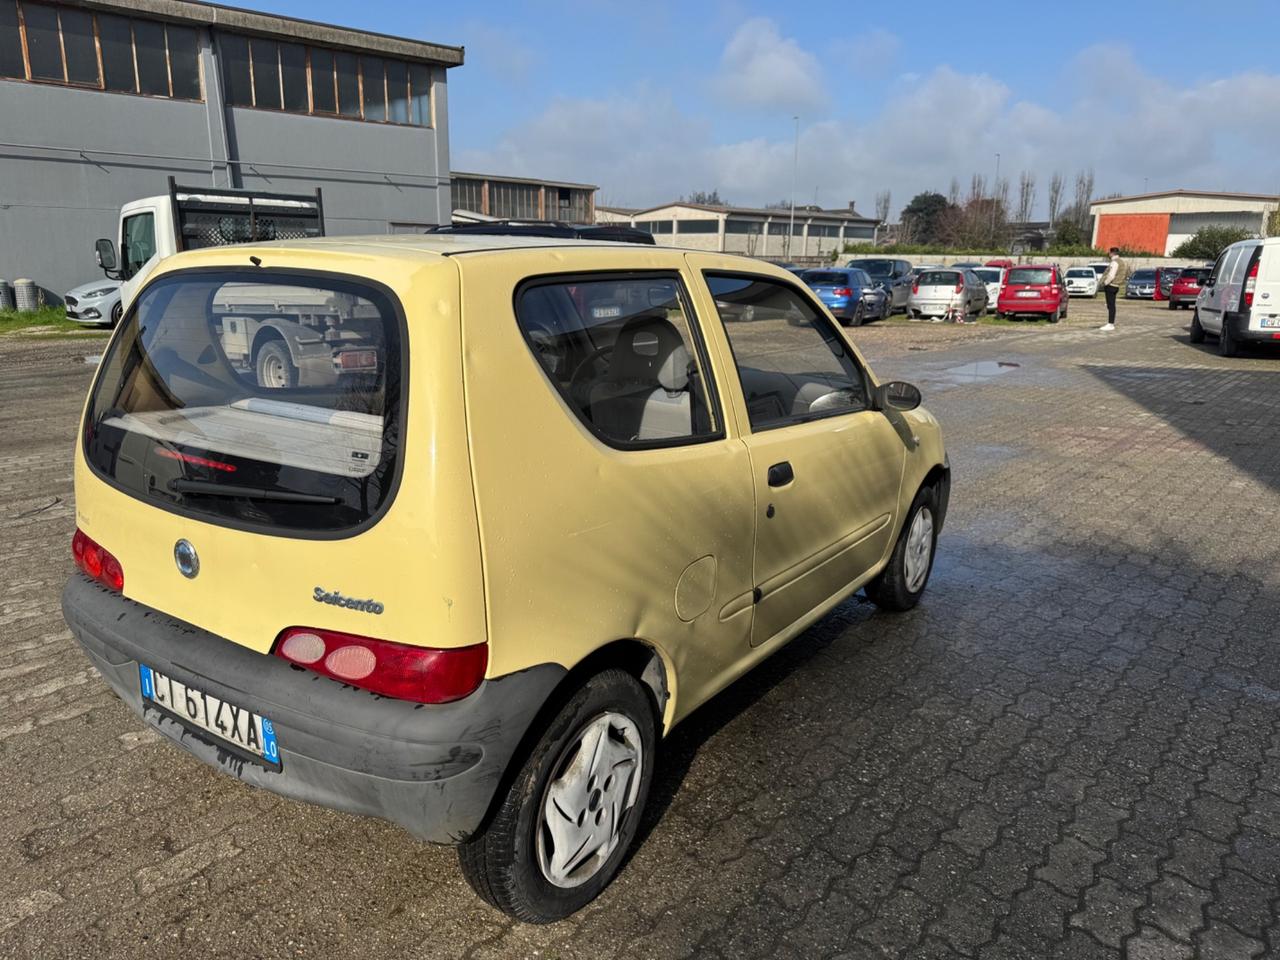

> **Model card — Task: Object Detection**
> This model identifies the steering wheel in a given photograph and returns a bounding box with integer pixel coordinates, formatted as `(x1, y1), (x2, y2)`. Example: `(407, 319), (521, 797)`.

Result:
(567, 344), (614, 410)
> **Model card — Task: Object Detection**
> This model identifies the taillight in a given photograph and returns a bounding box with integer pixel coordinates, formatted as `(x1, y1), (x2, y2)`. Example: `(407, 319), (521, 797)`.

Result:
(954, 278), (964, 294)
(1244, 258), (1259, 308)
(912, 280), (919, 294)
(274, 627), (487, 704)
(832, 287), (853, 297)
(72, 528), (124, 592)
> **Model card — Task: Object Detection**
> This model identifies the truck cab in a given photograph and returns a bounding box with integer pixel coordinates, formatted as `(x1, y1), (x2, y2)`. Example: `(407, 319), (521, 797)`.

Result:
(93, 179), (368, 388)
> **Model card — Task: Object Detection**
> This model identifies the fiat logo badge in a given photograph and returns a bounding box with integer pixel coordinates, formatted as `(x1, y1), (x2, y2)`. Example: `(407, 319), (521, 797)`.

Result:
(174, 539), (200, 579)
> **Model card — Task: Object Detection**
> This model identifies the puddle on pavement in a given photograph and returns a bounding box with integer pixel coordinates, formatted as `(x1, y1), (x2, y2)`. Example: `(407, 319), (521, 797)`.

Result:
(941, 360), (1021, 383)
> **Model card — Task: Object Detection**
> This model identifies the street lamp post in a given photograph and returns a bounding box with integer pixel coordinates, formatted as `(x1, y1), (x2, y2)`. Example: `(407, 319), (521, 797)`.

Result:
(788, 115), (798, 261)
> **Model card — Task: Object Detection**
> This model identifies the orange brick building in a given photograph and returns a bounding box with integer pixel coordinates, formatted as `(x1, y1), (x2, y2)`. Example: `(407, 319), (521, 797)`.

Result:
(1090, 190), (1278, 256)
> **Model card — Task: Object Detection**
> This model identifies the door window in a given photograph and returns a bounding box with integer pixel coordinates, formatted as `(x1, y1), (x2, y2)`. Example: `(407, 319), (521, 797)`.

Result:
(514, 274), (720, 447)
(121, 212), (156, 278)
(1216, 247), (1242, 287)
(1227, 244), (1258, 284)
(705, 273), (869, 431)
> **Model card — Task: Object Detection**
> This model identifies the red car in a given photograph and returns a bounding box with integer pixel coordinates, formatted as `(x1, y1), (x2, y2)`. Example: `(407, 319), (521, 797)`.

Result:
(1168, 267), (1210, 309)
(985, 258), (1014, 271)
(996, 264), (1068, 323)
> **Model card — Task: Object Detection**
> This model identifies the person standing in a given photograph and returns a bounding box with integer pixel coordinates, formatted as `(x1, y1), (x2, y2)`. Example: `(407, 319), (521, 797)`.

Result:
(1099, 247), (1130, 331)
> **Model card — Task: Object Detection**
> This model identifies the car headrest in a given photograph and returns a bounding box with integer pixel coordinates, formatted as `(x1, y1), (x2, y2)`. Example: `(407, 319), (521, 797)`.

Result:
(607, 314), (691, 392)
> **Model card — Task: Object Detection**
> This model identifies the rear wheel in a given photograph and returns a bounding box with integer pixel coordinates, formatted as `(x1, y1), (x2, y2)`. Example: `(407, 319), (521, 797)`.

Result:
(848, 301), (865, 327)
(865, 485), (939, 612)
(1167, 299), (1177, 310)
(1048, 308), (1060, 324)
(255, 340), (298, 389)
(457, 669), (656, 923)
(1189, 309), (1206, 343)
(1219, 317), (1240, 358)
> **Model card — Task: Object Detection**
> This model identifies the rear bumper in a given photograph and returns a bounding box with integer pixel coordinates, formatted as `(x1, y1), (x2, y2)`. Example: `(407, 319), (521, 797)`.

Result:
(1227, 312), (1280, 344)
(998, 298), (1059, 314)
(62, 574), (565, 844)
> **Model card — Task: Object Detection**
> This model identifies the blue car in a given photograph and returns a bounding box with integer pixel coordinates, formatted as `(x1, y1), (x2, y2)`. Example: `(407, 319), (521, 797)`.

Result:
(800, 267), (887, 325)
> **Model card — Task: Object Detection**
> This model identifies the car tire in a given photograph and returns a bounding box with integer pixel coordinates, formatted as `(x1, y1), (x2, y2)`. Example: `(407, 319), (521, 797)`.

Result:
(109, 301), (123, 328)
(254, 339), (298, 389)
(1167, 299), (1177, 310)
(1219, 317), (1239, 358)
(457, 669), (657, 923)
(1189, 310), (1206, 343)
(865, 484), (939, 612)
(849, 301), (865, 327)
(1048, 308), (1060, 324)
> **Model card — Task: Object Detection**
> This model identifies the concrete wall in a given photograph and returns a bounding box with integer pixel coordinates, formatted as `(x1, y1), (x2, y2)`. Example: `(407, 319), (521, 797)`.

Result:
(0, 32), (450, 302)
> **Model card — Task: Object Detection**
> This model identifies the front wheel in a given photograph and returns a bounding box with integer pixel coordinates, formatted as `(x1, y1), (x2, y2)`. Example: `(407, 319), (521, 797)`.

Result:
(457, 669), (657, 923)
(865, 486), (939, 612)
(109, 301), (123, 328)
(1189, 309), (1206, 343)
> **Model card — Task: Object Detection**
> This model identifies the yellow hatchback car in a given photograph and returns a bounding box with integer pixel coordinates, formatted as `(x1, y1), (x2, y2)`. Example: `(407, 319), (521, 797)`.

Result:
(63, 235), (949, 921)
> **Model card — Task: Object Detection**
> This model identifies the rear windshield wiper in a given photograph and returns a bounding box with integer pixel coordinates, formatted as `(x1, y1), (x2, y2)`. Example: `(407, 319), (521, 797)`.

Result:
(167, 479), (340, 504)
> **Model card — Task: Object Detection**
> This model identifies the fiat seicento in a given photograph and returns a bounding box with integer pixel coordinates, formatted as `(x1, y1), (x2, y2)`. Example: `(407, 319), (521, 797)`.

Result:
(63, 235), (950, 921)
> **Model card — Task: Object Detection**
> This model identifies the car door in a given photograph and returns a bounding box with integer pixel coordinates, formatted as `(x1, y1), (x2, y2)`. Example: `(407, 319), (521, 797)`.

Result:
(893, 261), (913, 308)
(690, 263), (905, 649)
(1201, 247), (1238, 333)
(118, 207), (161, 309)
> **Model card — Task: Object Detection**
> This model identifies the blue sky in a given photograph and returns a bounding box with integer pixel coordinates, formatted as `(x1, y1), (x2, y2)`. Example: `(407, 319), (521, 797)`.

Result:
(254, 0), (1280, 217)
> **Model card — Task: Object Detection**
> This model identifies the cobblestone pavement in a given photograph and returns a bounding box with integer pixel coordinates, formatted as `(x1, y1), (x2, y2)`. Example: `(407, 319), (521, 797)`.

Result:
(3, 298), (1279, 959)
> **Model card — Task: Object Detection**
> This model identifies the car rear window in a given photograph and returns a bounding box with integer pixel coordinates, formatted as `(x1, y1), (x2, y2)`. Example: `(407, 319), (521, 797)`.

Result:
(918, 271), (960, 286)
(1179, 268), (1209, 280)
(973, 268), (1001, 282)
(804, 271), (851, 285)
(84, 270), (404, 534)
(1007, 268), (1052, 285)
(848, 259), (893, 278)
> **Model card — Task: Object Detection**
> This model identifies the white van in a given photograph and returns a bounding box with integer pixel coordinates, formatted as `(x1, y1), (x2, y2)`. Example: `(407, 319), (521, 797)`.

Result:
(1191, 238), (1280, 357)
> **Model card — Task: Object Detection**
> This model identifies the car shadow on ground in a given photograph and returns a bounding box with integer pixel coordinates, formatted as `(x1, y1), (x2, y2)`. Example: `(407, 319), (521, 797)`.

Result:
(1081, 362), (1280, 494)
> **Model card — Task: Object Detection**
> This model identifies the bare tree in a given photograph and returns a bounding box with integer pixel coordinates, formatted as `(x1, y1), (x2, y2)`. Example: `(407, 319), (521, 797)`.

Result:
(967, 173), (987, 205)
(875, 190), (892, 223)
(1016, 171), (1037, 224)
(1072, 169), (1095, 229)
(1047, 172), (1064, 225)
(948, 177), (961, 206)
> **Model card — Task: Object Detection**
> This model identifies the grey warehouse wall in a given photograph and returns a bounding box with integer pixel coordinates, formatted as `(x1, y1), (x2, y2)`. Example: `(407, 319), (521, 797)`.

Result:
(0, 40), (451, 303)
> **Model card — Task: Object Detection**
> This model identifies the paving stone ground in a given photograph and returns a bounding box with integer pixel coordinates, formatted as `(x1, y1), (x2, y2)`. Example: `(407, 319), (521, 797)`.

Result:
(2, 297), (1279, 959)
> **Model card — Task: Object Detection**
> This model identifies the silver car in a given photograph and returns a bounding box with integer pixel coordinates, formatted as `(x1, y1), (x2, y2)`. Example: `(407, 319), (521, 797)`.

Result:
(64, 279), (123, 326)
(908, 268), (989, 321)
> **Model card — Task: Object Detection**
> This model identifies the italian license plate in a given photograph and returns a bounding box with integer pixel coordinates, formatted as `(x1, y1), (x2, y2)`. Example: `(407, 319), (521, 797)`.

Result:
(140, 664), (280, 764)
(1016, 290), (1038, 298)
(1261, 317), (1280, 328)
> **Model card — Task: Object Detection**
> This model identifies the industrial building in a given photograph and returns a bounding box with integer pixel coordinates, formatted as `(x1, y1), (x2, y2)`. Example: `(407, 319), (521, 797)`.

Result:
(1089, 190), (1280, 256)
(0, 0), (462, 300)
(596, 202), (879, 260)
(451, 171), (596, 222)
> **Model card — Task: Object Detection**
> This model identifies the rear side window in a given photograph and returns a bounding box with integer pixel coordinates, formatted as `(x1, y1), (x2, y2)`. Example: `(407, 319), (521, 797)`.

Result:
(1227, 246), (1258, 283)
(918, 271), (959, 286)
(84, 271), (404, 534)
(1007, 268), (1052, 285)
(706, 273), (868, 431)
(514, 274), (719, 447)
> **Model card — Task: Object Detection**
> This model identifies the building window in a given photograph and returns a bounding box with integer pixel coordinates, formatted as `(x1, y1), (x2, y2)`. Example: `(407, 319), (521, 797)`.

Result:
(219, 30), (431, 127)
(637, 220), (674, 234)
(725, 219), (764, 235)
(489, 181), (540, 219)
(676, 220), (719, 234)
(0, 1), (203, 100)
(451, 178), (484, 214)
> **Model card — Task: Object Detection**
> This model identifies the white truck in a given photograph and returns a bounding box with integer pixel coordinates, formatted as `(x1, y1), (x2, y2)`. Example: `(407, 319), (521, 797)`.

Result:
(93, 179), (383, 388)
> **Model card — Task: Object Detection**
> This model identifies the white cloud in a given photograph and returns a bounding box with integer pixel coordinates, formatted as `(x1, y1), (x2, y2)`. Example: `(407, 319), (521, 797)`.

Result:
(833, 28), (900, 76)
(457, 46), (1280, 218)
(711, 18), (827, 112)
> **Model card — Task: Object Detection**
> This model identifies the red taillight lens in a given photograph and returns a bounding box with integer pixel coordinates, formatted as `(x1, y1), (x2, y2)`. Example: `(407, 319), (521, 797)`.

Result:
(274, 627), (487, 704)
(1244, 259), (1259, 308)
(832, 287), (852, 297)
(912, 280), (919, 294)
(954, 279), (964, 294)
(72, 528), (124, 592)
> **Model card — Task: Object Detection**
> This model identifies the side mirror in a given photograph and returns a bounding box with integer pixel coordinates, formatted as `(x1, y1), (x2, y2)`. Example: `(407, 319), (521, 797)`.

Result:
(95, 238), (119, 273)
(875, 380), (922, 412)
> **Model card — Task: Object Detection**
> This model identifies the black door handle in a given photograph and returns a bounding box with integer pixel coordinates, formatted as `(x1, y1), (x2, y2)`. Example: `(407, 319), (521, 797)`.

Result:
(767, 461), (794, 487)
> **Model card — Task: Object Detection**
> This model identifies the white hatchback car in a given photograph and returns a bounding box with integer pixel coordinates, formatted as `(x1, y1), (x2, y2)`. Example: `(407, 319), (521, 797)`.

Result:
(1064, 267), (1098, 298)
(909, 268), (988, 321)
(64, 279), (123, 326)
